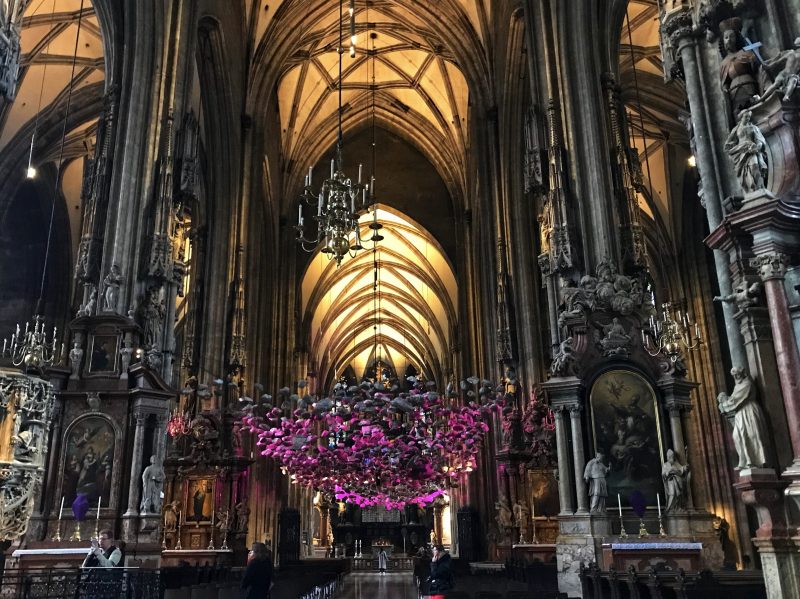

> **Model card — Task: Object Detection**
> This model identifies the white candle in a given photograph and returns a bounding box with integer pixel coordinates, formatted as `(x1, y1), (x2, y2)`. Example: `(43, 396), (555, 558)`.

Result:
(330, 159), (335, 178)
(58, 496), (64, 521)
(298, 204), (303, 225)
(358, 164), (362, 183)
(308, 165), (313, 182)
(657, 493), (661, 518)
(531, 498), (535, 520)
(96, 497), (101, 529)
(617, 493), (623, 518)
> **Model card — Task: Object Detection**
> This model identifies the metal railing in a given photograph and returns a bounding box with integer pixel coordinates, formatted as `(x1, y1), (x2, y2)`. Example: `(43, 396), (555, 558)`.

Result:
(0, 568), (160, 599)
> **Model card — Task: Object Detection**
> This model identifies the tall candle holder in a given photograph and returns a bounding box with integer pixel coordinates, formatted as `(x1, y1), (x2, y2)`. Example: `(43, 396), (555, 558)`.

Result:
(531, 517), (538, 544)
(619, 515), (628, 539)
(207, 527), (215, 550)
(175, 520), (183, 550)
(70, 521), (81, 542)
(658, 515), (667, 537)
(51, 497), (65, 542)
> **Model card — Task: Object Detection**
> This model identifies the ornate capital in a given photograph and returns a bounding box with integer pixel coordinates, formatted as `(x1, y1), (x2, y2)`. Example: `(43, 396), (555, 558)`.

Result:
(751, 252), (788, 281)
(568, 404), (583, 417)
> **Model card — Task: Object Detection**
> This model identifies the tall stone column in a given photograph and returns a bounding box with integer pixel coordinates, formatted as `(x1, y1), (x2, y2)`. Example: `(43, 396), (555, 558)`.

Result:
(553, 407), (573, 515)
(752, 252), (800, 469)
(125, 413), (147, 516)
(553, 408), (575, 515)
(570, 405), (588, 514)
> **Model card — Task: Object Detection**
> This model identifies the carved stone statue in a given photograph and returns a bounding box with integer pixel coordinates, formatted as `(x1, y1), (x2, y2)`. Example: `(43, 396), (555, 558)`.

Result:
(234, 500), (250, 533)
(599, 318), (631, 356)
(120, 338), (133, 378)
(718, 18), (760, 114)
(724, 110), (769, 194)
(69, 342), (83, 379)
(717, 367), (769, 470)
(79, 287), (97, 318)
(102, 264), (122, 313)
(142, 287), (165, 348)
(713, 280), (761, 312)
(662, 449), (690, 513)
(163, 501), (179, 531)
(12, 429), (35, 463)
(550, 336), (576, 377)
(140, 455), (165, 514)
(584, 451), (611, 514)
(756, 37), (800, 103)
(495, 496), (514, 530)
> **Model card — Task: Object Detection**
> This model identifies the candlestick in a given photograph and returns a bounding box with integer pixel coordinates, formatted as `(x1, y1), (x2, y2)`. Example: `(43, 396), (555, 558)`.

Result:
(94, 497), (101, 540)
(658, 514), (668, 537)
(52, 496), (65, 542)
(617, 494), (628, 539)
(175, 513), (183, 550)
(530, 499), (538, 544)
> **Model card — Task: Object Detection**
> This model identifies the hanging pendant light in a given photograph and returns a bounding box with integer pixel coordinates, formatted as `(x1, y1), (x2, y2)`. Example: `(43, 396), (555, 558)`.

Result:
(296, 0), (370, 267)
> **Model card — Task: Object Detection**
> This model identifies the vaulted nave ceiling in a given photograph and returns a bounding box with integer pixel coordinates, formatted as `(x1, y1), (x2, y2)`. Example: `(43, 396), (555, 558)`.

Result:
(0, 0), (104, 151)
(250, 0), (489, 205)
(301, 207), (457, 392)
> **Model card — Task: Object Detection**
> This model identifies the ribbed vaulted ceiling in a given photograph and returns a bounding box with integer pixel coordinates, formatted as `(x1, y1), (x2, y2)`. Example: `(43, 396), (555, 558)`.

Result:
(301, 206), (457, 392)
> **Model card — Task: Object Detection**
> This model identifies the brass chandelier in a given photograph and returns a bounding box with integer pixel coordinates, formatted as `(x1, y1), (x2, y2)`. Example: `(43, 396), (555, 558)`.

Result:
(295, 0), (370, 267)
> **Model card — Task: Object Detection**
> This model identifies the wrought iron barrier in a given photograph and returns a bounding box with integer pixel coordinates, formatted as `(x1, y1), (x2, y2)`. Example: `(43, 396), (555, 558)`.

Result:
(0, 568), (160, 599)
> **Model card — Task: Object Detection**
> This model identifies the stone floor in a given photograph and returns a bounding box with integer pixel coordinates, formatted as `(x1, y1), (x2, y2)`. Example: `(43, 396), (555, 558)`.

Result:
(337, 572), (418, 599)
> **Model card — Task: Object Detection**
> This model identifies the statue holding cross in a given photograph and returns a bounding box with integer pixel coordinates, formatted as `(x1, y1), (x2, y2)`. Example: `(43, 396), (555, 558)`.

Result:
(719, 18), (761, 115)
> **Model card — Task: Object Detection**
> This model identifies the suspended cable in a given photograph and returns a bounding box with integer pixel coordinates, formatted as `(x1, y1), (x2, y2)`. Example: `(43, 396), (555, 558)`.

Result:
(38, 0), (85, 311)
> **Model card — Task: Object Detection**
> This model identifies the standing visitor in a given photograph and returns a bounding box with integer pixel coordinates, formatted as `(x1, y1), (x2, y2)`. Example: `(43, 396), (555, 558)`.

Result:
(241, 542), (273, 599)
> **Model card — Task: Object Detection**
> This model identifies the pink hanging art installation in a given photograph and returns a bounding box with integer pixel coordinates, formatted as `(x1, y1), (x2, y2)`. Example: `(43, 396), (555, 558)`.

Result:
(240, 377), (508, 509)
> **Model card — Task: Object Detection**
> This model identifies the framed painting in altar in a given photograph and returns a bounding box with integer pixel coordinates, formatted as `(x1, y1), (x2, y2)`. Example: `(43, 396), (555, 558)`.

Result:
(589, 369), (664, 506)
(526, 469), (559, 518)
(62, 416), (116, 507)
(88, 333), (119, 374)
(183, 478), (215, 525)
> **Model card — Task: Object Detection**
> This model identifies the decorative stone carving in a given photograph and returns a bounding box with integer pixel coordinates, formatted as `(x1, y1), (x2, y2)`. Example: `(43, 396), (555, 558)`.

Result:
(713, 280), (761, 312)
(495, 496), (514, 530)
(751, 252), (788, 281)
(724, 110), (769, 194)
(101, 264), (122, 313)
(120, 337), (133, 378)
(755, 38), (800, 103)
(0, 370), (55, 541)
(599, 317), (632, 357)
(583, 451), (610, 514)
(140, 455), (165, 515)
(550, 336), (576, 377)
(560, 258), (649, 323)
(523, 106), (543, 194)
(717, 367), (769, 469)
(718, 17), (760, 115)
(86, 392), (100, 412)
(662, 448), (690, 513)
(0, 1), (26, 101)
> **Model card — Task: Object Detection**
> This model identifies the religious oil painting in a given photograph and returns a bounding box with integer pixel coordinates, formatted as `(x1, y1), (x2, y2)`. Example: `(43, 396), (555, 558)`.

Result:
(590, 369), (663, 506)
(184, 478), (215, 525)
(88, 334), (119, 373)
(62, 417), (115, 507)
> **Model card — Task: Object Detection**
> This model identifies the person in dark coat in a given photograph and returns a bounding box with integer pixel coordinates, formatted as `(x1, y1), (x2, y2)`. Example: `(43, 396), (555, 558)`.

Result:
(427, 544), (453, 593)
(241, 542), (273, 599)
(414, 546), (432, 594)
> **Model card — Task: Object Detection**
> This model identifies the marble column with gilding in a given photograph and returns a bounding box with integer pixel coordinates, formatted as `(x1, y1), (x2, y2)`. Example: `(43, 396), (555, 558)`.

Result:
(752, 252), (800, 468)
(553, 407), (574, 515)
(569, 404), (588, 514)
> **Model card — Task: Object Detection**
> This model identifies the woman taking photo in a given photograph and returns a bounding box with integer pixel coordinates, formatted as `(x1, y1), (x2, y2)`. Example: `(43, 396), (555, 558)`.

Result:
(241, 542), (273, 599)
